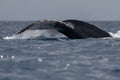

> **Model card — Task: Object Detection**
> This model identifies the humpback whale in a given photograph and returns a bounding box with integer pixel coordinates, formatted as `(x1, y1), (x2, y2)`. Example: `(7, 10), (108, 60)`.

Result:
(17, 19), (111, 39)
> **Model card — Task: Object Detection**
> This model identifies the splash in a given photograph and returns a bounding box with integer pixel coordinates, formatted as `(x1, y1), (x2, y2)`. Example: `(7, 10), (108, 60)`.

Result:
(109, 31), (120, 38)
(4, 29), (120, 40)
(3, 29), (66, 40)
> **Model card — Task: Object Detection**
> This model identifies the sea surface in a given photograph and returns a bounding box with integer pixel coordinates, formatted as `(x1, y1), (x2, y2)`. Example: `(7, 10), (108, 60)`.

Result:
(0, 21), (120, 80)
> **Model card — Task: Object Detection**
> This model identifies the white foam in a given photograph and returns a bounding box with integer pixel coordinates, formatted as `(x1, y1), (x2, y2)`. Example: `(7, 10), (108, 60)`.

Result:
(3, 29), (66, 40)
(3, 30), (45, 39)
(109, 31), (120, 38)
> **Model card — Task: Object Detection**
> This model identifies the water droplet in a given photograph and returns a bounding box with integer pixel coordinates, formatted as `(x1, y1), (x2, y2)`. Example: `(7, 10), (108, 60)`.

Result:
(66, 63), (70, 67)
(0, 55), (3, 58)
(11, 56), (15, 59)
(38, 58), (42, 62)
(64, 63), (70, 69)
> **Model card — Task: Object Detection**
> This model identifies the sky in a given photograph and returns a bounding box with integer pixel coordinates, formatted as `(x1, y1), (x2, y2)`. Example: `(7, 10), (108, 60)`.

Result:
(0, 0), (120, 21)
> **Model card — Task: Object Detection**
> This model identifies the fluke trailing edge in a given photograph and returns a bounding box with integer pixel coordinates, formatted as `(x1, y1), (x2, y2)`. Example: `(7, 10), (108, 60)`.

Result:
(17, 19), (111, 39)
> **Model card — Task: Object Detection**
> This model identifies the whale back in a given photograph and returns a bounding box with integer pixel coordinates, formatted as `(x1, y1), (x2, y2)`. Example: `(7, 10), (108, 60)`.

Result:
(63, 20), (111, 38)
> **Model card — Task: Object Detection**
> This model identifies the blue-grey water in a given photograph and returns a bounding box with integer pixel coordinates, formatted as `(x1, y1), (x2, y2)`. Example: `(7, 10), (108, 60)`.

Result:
(0, 21), (120, 80)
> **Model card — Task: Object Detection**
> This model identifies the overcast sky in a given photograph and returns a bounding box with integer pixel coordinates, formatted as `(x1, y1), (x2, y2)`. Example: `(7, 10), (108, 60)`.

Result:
(0, 0), (120, 21)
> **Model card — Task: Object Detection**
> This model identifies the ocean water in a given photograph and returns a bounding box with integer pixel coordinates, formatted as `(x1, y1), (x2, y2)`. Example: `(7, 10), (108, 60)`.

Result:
(0, 21), (120, 80)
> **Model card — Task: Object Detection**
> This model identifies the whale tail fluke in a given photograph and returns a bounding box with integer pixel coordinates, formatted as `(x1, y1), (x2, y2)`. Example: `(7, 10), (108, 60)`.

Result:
(13, 19), (112, 39)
